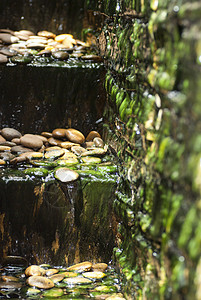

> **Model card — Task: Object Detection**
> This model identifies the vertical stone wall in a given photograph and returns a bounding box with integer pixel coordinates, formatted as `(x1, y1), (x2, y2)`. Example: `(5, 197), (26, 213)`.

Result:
(86, 0), (201, 298)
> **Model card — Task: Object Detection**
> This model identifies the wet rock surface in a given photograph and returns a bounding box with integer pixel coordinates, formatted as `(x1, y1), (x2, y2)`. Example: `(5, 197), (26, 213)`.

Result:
(0, 126), (113, 184)
(0, 258), (126, 299)
(0, 28), (103, 65)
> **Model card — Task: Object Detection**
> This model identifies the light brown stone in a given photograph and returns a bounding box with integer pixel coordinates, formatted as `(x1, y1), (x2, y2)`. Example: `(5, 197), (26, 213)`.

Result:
(66, 128), (85, 144)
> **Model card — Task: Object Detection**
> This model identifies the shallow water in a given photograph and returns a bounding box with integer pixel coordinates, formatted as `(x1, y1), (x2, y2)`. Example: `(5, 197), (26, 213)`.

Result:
(0, 260), (124, 299)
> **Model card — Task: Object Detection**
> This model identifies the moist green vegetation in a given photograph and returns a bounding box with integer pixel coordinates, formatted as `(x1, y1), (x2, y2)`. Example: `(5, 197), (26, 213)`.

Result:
(86, 0), (201, 298)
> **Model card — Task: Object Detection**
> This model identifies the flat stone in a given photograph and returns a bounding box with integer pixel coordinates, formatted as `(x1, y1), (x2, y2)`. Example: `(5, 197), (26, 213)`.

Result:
(37, 30), (56, 39)
(92, 263), (108, 272)
(71, 146), (87, 156)
(52, 128), (68, 139)
(44, 149), (65, 159)
(0, 48), (16, 56)
(63, 277), (92, 285)
(60, 141), (79, 149)
(11, 145), (33, 154)
(0, 145), (11, 151)
(67, 261), (92, 272)
(18, 30), (34, 36)
(41, 131), (52, 138)
(48, 274), (64, 283)
(0, 141), (16, 147)
(26, 43), (45, 50)
(45, 269), (59, 277)
(0, 33), (19, 44)
(52, 50), (69, 60)
(0, 282), (22, 289)
(81, 54), (103, 62)
(20, 134), (43, 150)
(1, 127), (22, 140)
(48, 137), (61, 146)
(54, 167), (79, 183)
(83, 271), (106, 279)
(66, 128), (85, 144)
(14, 31), (30, 41)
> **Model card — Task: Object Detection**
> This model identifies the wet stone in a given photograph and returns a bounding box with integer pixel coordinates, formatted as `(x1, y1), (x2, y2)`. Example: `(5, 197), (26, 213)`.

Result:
(54, 167), (79, 183)
(1, 128), (22, 141)
(67, 261), (92, 272)
(52, 128), (67, 139)
(27, 275), (54, 289)
(20, 134), (43, 150)
(52, 50), (69, 60)
(0, 33), (19, 44)
(94, 137), (104, 148)
(0, 53), (7, 63)
(86, 131), (101, 142)
(25, 265), (46, 277)
(66, 128), (85, 144)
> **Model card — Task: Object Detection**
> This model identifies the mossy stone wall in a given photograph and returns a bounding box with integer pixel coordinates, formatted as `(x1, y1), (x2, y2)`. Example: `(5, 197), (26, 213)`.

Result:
(86, 0), (201, 298)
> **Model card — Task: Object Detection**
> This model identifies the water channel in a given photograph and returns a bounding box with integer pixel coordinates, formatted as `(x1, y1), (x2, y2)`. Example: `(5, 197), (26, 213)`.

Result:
(0, 1), (127, 299)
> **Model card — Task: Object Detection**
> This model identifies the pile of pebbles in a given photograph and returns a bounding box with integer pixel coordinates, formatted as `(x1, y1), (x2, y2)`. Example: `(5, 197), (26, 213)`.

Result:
(0, 257), (126, 299)
(0, 127), (110, 181)
(0, 29), (103, 64)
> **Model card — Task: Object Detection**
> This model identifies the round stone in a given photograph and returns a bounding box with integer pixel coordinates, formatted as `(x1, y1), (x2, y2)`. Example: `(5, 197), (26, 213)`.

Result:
(93, 137), (104, 148)
(2, 275), (19, 282)
(20, 134), (43, 150)
(52, 128), (67, 139)
(86, 131), (101, 142)
(54, 167), (79, 183)
(27, 275), (54, 289)
(52, 51), (69, 60)
(1, 128), (22, 141)
(66, 128), (85, 144)
(25, 265), (46, 277)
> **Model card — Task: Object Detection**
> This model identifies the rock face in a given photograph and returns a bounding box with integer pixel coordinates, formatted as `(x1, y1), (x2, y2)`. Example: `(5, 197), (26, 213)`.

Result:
(20, 134), (43, 149)
(1, 128), (22, 141)
(66, 128), (85, 144)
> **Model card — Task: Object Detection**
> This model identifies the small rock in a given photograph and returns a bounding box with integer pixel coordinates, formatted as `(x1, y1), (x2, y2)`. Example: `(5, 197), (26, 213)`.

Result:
(48, 274), (64, 283)
(0, 135), (6, 143)
(41, 131), (52, 138)
(93, 137), (104, 148)
(47, 137), (61, 146)
(25, 265), (46, 277)
(86, 131), (101, 142)
(11, 138), (21, 144)
(52, 50), (69, 60)
(37, 30), (56, 39)
(0, 159), (6, 165)
(67, 261), (92, 272)
(71, 146), (87, 156)
(92, 263), (108, 272)
(11, 145), (33, 154)
(1, 127), (22, 140)
(45, 269), (59, 277)
(20, 134), (43, 150)
(52, 128), (67, 139)
(0, 48), (16, 56)
(66, 128), (85, 144)
(63, 277), (92, 285)
(83, 271), (106, 279)
(81, 54), (103, 62)
(0, 33), (19, 44)
(27, 275), (54, 289)
(54, 167), (79, 183)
